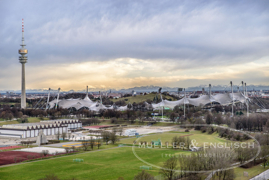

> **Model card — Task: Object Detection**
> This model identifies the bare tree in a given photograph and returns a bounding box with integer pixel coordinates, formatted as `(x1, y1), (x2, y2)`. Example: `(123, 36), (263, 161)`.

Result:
(82, 140), (90, 151)
(97, 138), (102, 149)
(112, 128), (117, 134)
(159, 157), (178, 180)
(61, 132), (67, 141)
(134, 170), (155, 180)
(101, 131), (111, 145)
(89, 136), (95, 150)
(110, 132), (120, 144)
(55, 131), (60, 140)
(64, 147), (71, 153)
(67, 133), (72, 140)
(71, 146), (76, 152)
(118, 127), (123, 136)
(260, 145), (269, 168)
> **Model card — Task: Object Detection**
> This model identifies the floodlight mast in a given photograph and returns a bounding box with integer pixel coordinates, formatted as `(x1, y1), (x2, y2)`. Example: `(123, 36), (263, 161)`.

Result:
(245, 82), (249, 117)
(230, 81), (234, 117)
(184, 88), (186, 118)
(99, 91), (102, 104)
(46, 88), (51, 110)
(158, 88), (163, 120)
(209, 84), (212, 109)
(55, 88), (61, 109)
(241, 81), (244, 109)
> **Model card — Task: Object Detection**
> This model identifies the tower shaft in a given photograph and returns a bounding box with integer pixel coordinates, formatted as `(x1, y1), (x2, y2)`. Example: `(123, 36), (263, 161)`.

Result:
(21, 63), (26, 108)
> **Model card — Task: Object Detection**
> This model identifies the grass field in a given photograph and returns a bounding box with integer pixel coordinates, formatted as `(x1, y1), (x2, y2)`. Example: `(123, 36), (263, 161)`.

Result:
(0, 147), (190, 180)
(0, 130), (262, 180)
(0, 117), (49, 125)
(111, 93), (177, 104)
(120, 131), (230, 146)
(234, 163), (269, 180)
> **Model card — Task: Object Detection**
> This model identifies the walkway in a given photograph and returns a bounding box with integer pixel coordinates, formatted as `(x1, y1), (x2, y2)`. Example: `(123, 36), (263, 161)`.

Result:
(250, 169), (269, 180)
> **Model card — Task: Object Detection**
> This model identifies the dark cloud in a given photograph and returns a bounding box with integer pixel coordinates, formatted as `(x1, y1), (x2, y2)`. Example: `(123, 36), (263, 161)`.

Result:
(0, 0), (268, 89)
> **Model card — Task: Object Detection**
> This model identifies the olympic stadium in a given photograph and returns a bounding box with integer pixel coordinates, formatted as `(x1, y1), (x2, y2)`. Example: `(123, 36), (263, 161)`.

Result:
(46, 84), (249, 112)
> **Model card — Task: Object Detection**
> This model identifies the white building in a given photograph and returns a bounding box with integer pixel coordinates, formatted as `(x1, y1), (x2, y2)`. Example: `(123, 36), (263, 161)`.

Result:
(124, 129), (137, 136)
(0, 119), (82, 139)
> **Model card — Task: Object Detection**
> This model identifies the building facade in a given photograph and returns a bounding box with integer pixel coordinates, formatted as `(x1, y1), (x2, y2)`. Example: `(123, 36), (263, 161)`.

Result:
(0, 119), (82, 138)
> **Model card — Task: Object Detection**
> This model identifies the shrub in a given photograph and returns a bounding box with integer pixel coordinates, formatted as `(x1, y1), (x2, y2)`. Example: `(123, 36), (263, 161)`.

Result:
(42, 150), (49, 157)
(38, 173), (60, 180)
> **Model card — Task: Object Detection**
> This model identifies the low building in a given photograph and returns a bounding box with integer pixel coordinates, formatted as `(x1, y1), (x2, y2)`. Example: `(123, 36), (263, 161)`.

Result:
(0, 119), (82, 139)
(41, 119), (82, 130)
(125, 129), (137, 136)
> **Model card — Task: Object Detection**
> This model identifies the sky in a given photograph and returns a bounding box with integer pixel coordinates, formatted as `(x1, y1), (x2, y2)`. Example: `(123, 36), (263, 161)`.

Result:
(0, 0), (269, 91)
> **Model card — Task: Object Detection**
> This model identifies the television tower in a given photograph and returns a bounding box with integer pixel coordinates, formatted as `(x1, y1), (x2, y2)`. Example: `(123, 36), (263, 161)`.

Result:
(18, 19), (28, 109)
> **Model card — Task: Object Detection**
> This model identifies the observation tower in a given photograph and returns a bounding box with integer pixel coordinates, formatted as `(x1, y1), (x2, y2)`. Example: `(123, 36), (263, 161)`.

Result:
(18, 19), (28, 109)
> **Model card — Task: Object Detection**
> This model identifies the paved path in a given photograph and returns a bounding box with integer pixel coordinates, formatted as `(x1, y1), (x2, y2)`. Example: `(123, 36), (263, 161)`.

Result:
(204, 171), (216, 180)
(44, 141), (79, 148)
(250, 168), (269, 180)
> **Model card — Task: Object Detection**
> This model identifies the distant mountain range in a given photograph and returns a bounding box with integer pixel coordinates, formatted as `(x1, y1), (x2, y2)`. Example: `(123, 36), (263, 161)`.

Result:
(118, 85), (269, 93)
(1, 84), (269, 94)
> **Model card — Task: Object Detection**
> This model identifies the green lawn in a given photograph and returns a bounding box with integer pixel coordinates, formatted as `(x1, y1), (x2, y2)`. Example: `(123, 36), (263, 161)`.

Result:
(0, 117), (48, 125)
(96, 119), (177, 126)
(234, 163), (269, 180)
(120, 131), (230, 147)
(0, 102), (17, 105)
(0, 130), (255, 180)
(0, 147), (190, 180)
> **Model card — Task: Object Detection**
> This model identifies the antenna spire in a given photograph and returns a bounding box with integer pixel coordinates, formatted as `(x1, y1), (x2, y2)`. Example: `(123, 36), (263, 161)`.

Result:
(22, 18), (24, 32)
(21, 18), (25, 46)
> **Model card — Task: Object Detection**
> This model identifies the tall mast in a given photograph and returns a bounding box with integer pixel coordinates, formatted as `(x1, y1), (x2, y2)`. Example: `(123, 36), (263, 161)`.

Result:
(230, 81), (234, 117)
(55, 88), (61, 109)
(183, 88), (186, 118)
(209, 84), (212, 109)
(245, 83), (249, 117)
(86, 86), (89, 98)
(46, 88), (51, 110)
(18, 18), (28, 109)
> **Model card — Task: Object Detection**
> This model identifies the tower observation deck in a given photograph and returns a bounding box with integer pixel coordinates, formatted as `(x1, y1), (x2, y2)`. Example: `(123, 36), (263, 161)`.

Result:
(18, 19), (28, 109)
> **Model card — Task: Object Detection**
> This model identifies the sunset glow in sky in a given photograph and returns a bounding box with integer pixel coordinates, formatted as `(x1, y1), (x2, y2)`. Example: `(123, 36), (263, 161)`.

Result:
(1, 0), (269, 90)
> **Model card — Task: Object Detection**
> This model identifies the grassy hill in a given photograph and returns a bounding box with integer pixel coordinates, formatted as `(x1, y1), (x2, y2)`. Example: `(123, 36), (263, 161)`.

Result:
(111, 93), (177, 104)
(120, 131), (230, 146)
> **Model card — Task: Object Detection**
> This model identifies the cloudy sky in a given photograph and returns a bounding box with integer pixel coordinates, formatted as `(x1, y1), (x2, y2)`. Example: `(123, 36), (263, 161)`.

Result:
(1, 0), (268, 91)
